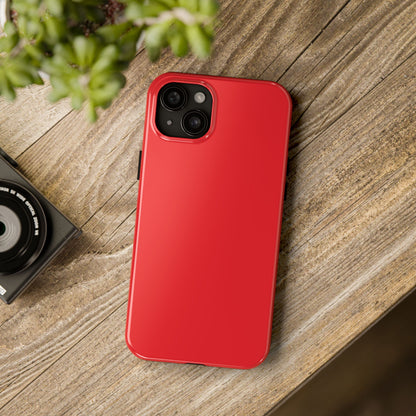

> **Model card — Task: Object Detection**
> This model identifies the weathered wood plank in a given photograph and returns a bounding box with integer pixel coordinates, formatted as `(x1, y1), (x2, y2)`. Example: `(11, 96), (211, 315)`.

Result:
(201, 0), (350, 79)
(280, 53), (416, 255)
(1, 0), (415, 414)
(280, 0), (416, 156)
(0, 85), (72, 158)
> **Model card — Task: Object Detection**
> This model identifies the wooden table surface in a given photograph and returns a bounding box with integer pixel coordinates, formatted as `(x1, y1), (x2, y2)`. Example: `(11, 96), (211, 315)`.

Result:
(1, 1), (415, 415)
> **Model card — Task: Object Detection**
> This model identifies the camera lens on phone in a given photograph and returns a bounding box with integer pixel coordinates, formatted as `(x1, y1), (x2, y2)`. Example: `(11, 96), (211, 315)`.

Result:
(161, 85), (187, 111)
(182, 110), (209, 136)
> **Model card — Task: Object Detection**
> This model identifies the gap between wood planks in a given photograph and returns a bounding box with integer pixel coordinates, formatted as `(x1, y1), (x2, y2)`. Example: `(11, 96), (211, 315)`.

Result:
(261, 0), (352, 81)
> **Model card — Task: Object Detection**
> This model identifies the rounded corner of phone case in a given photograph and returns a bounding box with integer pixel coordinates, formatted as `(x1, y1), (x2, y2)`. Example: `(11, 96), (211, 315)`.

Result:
(242, 347), (271, 369)
(125, 330), (146, 360)
(148, 72), (179, 96)
(270, 81), (292, 111)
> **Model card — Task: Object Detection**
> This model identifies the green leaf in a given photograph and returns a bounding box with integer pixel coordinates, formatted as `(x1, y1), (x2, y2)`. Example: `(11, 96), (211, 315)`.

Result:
(73, 36), (98, 68)
(96, 22), (132, 43)
(0, 0), (217, 120)
(6, 67), (33, 87)
(199, 0), (219, 16)
(87, 102), (98, 122)
(3, 21), (17, 37)
(90, 77), (124, 106)
(45, 0), (64, 16)
(0, 23), (19, 52)
(0, 71), (16, 100)
(0, 36), (17, 54)
(26, 20), (43, 38)
(49, 75), (70, 96)
(71, 90), (84, 109)
(146, 44), (161, 61)
(145, 21), (171, 61)
(30, 69), (44, 85)
(125, 2), (144, 20)
(117, 26), (142, 62)
(44, 16), (65, 42)
(54, 44), (77, 65)
(91, 45), (119, 73)
(168, 30), (188, 57)
(178, 0), (198, 13)
(141, 3), (169, 18)
(185, 24), (211, 58)
(48, 88), (67, 102)
(158, 0), (177, 8)
(24, 44), (44, 62)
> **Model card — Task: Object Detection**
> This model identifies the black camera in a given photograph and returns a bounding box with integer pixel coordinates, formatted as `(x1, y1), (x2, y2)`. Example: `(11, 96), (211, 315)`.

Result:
(0, 148), (80, 304)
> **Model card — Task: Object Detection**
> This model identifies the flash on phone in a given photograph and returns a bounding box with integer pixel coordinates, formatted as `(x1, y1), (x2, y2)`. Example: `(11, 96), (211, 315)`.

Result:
(194, 92), (206, 104)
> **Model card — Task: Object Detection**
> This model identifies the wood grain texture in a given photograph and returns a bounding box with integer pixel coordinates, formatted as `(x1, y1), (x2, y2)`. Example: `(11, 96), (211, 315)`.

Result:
(268, 290), (416, 416)
(0, 0), (415, 415)
(0, 85), (72, 158)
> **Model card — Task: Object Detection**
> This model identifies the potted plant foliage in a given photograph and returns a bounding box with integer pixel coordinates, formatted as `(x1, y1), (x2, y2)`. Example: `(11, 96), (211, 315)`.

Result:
(0, 0), (218, 120)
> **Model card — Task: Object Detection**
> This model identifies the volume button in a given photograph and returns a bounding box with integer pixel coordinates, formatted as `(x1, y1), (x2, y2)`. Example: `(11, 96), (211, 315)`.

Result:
(137, 150), (142, 180)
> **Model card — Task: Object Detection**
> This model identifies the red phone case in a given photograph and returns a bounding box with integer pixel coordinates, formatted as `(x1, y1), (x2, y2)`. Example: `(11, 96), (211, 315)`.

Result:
(126, 72), (292, 369)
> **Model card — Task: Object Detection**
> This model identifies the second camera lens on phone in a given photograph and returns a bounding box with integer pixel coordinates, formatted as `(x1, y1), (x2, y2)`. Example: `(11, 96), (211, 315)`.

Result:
(182, 111), (209, 136)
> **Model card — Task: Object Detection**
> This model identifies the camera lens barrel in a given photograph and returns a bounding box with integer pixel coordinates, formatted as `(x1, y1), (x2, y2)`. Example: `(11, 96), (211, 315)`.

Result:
(161, 85), (187, 111)
(182, 110), (209, 136)
(0, 180), (47, 275)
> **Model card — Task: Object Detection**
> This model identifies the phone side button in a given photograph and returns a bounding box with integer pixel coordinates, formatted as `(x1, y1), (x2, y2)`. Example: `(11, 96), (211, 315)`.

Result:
(137, 150), (142, 180)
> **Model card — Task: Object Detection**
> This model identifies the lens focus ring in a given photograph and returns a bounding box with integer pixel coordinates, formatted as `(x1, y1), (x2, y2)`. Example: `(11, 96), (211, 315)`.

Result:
(182, 110), (209, 136)
(161, 85), (187, 111)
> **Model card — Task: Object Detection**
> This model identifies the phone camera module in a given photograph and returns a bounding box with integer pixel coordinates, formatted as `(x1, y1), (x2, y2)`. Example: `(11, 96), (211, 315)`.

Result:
(156, 82), (212, 139)
(161, 85), (187, 111)
(182, 111), (209, 136)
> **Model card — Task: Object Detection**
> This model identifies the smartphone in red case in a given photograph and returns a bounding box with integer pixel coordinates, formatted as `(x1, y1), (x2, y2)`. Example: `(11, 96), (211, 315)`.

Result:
(126, 72), (291, 369)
